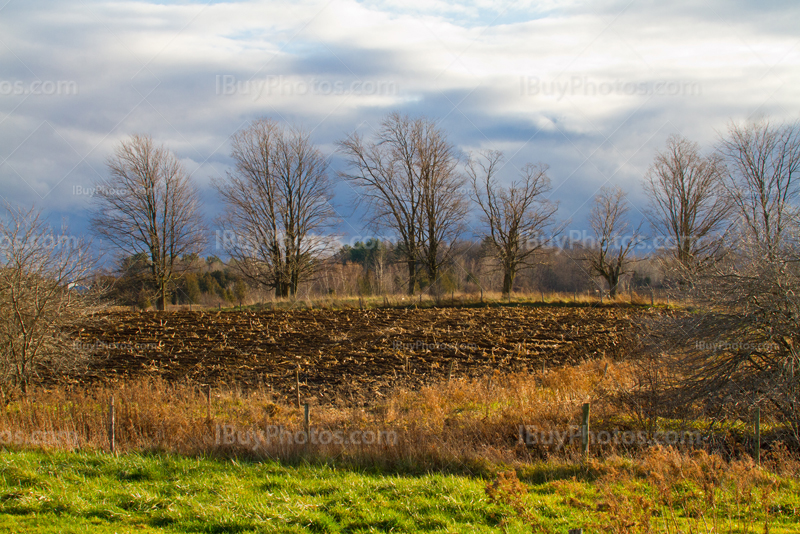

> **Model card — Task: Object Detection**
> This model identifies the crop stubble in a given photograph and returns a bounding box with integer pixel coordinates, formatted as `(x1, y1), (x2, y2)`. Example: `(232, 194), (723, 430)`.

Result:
(75, 306), (640, 404)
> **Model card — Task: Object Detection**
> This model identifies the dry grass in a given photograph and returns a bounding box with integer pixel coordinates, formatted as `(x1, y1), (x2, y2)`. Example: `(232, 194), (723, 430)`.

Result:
(0, 357), (783, 477)
(144, 289), (673, 313)
(0, 359), (612, 464)
(575, 447), (786, 533)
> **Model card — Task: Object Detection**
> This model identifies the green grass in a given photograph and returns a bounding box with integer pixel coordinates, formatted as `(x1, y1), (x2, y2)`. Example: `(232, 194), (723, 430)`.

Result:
(0, 450), (798, 533)
(0, 450), (555, 533)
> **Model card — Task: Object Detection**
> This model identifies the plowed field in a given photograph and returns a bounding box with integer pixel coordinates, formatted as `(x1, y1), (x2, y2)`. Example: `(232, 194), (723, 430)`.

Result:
(75, 305), (643, 404)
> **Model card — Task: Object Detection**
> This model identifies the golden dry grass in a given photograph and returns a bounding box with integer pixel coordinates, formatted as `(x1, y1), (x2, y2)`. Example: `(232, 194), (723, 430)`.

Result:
(0, 357), (756, 474)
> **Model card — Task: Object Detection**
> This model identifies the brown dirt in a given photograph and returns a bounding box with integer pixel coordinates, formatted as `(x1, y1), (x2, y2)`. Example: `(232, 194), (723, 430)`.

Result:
(73, 305), (645, 405)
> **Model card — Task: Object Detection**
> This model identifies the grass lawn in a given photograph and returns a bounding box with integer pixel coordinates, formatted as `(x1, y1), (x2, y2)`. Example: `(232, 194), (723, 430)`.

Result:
(0, 450), (798, 533)
(0, 450), (561, 533)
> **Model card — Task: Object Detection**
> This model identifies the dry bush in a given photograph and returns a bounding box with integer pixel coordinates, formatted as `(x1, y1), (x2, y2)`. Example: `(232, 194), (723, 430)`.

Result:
(0, 203), (101, 394)
(652, 120), (800, 444)
(591, 447), (782, 534)
(762, 441), (800, 478)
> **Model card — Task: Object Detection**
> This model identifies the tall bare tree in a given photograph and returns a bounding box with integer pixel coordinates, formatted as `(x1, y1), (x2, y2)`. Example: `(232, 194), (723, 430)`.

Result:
(651, 119), (800, 442)
(468, 150), (559, 295)
(339, 112), (466, 295)
(216, 119), (337, 298)
(643, 134), (731, 275)
(415, 121), (468, 295)
(585, 185), (644, 298)
(91, 134), (205, 310)
(720, 119), (800, 260)
(0, 203), (99, 392)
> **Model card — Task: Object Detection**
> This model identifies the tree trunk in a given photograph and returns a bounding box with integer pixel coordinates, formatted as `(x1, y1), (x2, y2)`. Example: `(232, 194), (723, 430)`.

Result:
(157, 281), (167, 311)
(428, 264), (439, 299)
(150, 261), (166, 310)
(407, 260), (417, 296)
(502, 268), (515, 296)
(290, 268), (299, 297)
(607, 273), (619, 299)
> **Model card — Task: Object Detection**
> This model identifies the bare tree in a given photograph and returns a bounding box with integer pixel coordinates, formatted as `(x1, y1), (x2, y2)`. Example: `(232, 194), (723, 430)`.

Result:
(585, 186), (644, 298)
(0, 203), (99, 392)
(339, 113), (466, 295)
(415, 121), (468, 295)
(643, 134), (731, 275)
(653, 119), (800, 442)
(91, 134), (205, 311)
(468, 150), (559, 296)
(216, 119), (337, 298)
(720, 119), (800, 260)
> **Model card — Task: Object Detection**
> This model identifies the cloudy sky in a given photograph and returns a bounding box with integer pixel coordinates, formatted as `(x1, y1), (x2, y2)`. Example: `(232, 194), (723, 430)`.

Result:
(1, 0), (798, 253)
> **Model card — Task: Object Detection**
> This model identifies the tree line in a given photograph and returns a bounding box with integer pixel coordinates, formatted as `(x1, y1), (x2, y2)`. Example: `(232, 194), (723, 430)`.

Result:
(87, 113), (798, 310)
(82, 114), (800, 309)
(84, 112), (661, 308)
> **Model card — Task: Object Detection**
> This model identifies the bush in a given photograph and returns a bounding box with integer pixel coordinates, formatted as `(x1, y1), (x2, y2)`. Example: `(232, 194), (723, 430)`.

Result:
(0, 203), (100, 392)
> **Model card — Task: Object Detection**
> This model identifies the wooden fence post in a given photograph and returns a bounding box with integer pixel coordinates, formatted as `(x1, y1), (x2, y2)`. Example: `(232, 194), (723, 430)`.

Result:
(754, 407), (761, 465)
(206, 386), (211, 420)
(304, 403), (311, 449)
(108, 396), (115, 455)
(581, 402), (591, 459)
(448, 360), (454, 382)
(295, 367), (301, 409)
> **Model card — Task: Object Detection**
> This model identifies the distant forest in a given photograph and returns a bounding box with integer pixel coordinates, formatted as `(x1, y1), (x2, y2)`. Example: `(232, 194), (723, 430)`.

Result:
(100, 241), (663, 309)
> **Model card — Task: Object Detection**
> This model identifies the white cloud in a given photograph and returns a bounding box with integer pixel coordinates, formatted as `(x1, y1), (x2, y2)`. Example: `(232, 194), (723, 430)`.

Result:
(0, 0), (797, 237)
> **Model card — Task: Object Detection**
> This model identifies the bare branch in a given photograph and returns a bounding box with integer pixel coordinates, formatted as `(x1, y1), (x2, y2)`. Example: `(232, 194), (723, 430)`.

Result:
(0, 203), (100, 391)
(338, 112), (467, 295)
(643, 134), (732, 278)
(585, 185), (644, 298)
(91, 134), (205, 310)
(468, 150), (559, 295)
(215, 119), (338, 298)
